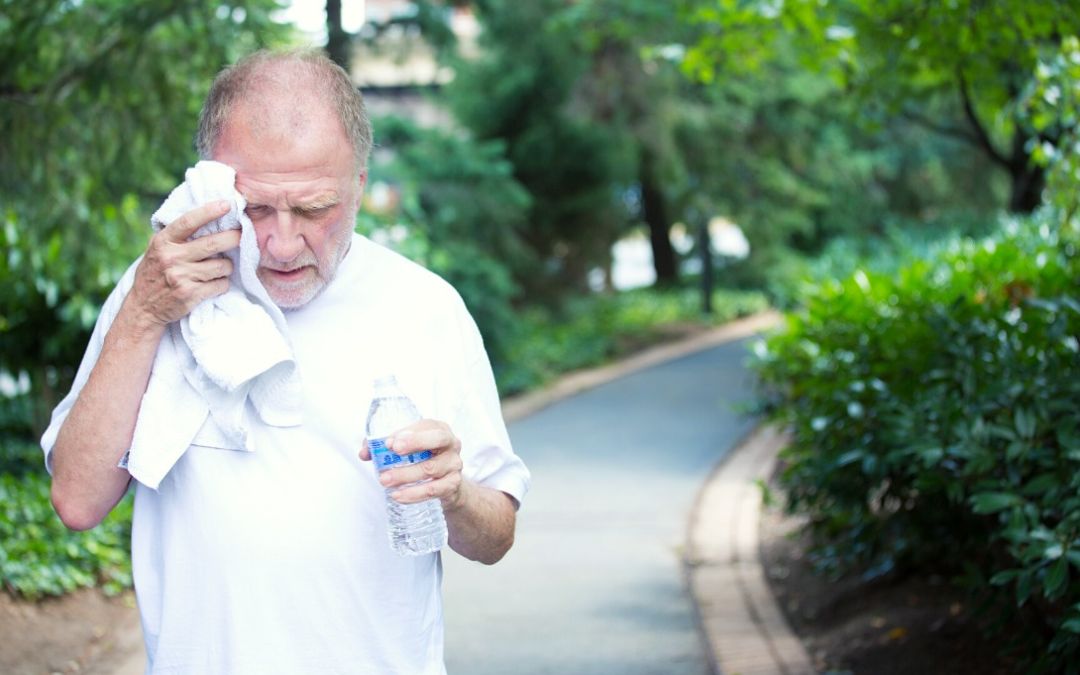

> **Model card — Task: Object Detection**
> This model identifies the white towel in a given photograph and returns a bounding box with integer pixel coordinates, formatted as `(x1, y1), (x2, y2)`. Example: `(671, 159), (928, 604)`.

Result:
(123, 161), (303, 489)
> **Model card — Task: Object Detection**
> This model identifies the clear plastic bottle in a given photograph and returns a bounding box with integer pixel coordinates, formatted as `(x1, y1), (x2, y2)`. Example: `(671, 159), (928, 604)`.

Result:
(365, 375), (448, 556)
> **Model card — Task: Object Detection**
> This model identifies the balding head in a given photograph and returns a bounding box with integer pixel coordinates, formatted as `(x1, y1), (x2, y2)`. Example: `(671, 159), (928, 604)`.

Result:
(195, 49), (373, 176)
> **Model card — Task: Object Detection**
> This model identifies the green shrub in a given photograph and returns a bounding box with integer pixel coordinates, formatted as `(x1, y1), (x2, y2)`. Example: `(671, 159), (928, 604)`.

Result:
(752, 212), (1080, 670)
(0, 392), (134, 599)
(0, 461), (133, 599)
(497, 285), (768, 395)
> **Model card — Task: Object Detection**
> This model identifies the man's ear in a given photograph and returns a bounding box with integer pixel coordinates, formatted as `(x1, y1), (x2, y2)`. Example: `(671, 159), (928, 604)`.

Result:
(351, 170), (368, 213)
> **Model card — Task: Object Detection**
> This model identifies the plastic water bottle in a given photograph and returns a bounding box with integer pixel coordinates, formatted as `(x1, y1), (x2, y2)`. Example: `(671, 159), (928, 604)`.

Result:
(365, 375), (448, 556)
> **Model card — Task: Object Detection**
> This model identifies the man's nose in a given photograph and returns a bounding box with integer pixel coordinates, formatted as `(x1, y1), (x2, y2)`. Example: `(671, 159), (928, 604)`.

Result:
(263, 209), (306, 262)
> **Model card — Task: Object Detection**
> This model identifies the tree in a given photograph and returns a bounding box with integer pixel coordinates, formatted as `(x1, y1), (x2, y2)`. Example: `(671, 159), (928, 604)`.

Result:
(557, 0), (691, 285)
(325, 0), (352, 69)
(684, 0), (1080, 213)
(359, 115), (532, 376)
(445, 0), (631, 298)
(0, 0), (288, 434)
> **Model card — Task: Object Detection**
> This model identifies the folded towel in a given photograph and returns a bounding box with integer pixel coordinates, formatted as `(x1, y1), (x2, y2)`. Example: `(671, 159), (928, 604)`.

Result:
(123, 161), (303, 489)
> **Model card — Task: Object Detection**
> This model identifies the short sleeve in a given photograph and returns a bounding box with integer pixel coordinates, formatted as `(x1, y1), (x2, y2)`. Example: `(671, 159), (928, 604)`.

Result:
(448, 298), (530, 507)
(39, 260), (140, 473)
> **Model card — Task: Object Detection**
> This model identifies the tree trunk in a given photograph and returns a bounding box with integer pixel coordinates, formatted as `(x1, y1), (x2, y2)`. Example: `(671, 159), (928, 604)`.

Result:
(1007, 131), (1047, 213)
(325, 0), (351, 71)
(697, 216), (713, 314)
(640, 149), (678, 285)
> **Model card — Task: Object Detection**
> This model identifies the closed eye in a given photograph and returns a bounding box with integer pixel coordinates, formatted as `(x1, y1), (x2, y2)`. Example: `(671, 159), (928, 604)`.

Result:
(294, 205), (335, 218)
(245, 204), (272, 218)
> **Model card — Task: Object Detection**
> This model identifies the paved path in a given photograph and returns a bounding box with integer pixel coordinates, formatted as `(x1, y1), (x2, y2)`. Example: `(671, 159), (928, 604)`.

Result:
(443, 328), (765, 674)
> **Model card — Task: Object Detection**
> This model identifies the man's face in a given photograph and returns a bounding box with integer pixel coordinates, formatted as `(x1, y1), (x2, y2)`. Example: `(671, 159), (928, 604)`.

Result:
(213, 103), (365, 309)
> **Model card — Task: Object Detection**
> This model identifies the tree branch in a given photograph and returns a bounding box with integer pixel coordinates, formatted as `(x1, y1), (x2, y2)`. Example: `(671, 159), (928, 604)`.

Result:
(1, 1), (185, 103)
(956, 67), (1011, 168)
(899, 106), (980, 146)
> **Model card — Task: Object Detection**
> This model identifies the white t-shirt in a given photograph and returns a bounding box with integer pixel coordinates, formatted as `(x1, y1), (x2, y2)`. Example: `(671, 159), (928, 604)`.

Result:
(41, 234), (530, 674)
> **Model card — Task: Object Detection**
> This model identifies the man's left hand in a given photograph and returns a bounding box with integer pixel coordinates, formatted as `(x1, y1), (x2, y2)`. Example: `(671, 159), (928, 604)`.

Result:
(360, 420), (465, 511)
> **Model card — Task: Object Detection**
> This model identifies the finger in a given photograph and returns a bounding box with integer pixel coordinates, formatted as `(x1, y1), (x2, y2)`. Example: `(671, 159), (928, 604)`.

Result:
(359, 438), (372, 462)
(191, 277), (231, 305)
(387, 424), (458, 456)
(379, 450), (461, 489)
(163, 200), (232, 243)
(389, 472), (462, 505)
(190, 257), (233, 282)
(190, 227), (241, 260)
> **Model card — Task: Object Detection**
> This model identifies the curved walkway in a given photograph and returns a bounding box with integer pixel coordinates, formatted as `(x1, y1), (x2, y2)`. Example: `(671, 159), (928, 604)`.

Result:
(444, 311), (811, 674)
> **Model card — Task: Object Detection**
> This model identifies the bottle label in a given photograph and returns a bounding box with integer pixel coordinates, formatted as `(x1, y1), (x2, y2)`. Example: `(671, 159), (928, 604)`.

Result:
(369, 437), (434, 471)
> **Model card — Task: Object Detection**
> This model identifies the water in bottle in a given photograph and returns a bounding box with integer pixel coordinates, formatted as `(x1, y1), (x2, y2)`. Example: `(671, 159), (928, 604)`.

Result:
(365, 375), (448, 556)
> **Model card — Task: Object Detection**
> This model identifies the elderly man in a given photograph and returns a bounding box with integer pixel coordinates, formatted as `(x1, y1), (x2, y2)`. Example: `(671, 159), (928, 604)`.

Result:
(41, 49), (529, 674)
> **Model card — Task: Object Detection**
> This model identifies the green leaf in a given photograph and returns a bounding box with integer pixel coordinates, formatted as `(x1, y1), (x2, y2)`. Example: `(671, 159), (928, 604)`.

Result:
(1067, 550), (1080, 570)
(1045, 557), (1069, 600)
(970, 492), (1022, 514)
(1017, 571), (1033, 606)
(836, 449), (863, 467)
(1015, 407), (1036, 439)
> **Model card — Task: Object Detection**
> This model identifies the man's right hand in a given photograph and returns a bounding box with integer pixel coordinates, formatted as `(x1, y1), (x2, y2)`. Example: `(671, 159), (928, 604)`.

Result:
(127, 200), (241, 330)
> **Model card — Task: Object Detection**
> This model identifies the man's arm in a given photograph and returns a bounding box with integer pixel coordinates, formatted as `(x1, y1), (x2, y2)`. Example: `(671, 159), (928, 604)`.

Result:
(50, 201), (238, 530)
(361, 421), (517, 564)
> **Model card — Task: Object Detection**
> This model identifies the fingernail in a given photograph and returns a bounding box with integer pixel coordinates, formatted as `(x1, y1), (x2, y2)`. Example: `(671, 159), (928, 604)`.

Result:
(379, 473), (392, 486)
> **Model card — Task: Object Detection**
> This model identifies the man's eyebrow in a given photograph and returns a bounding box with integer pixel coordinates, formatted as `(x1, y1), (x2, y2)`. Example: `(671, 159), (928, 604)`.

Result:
(292, 194), (340, 211)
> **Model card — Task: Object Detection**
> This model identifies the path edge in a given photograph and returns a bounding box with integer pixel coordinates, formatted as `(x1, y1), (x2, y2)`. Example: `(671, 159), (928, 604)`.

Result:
(685, 425), (815, 675)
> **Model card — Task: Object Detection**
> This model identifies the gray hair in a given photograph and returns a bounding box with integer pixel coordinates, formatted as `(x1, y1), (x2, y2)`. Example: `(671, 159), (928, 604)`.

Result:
(195, 48), (373, 174)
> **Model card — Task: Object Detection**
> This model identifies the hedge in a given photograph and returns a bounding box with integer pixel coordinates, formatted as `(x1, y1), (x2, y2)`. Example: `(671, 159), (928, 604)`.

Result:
(752, 213), (1080, 671)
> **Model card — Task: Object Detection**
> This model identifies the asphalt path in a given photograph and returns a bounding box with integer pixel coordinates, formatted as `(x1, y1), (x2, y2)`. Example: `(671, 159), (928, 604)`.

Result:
(443, 338), (759, 675)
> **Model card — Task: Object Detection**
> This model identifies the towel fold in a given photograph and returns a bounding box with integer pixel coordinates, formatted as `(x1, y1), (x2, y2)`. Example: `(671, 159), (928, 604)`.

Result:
(123, 161), (302, 489)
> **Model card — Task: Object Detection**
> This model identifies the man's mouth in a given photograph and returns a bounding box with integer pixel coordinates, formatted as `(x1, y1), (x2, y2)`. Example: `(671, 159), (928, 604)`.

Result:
(263, 266), (311, 282)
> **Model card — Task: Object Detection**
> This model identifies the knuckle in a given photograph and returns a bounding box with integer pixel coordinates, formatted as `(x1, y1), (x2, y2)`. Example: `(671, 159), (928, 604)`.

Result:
(163, 267), (183, 288)
(422, 461), (438, 477)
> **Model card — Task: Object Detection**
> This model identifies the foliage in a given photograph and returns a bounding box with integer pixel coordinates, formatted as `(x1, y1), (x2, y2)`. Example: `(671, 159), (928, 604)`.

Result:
(1022, 35), (1080, 220)
(444, 0), (633, 298)
(0, 425), (133, 599)
(359, 114), (532, 366)
(752, 213), (1080, 669)
(765, 210), (1002, 309)
(684, 0), (1080, 214)
(0, 0), (289, 434)
(498, 286), (768, 396)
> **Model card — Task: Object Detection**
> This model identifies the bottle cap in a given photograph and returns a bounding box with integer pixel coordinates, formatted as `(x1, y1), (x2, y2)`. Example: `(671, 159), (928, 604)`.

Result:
(373, 375), (398, 388)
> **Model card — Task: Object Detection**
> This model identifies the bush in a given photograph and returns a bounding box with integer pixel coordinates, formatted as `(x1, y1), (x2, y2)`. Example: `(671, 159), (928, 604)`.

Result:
(2, 386), (133, 599)
(0, 414), (133, 599)
(752, 212), (1080, 670)
(498, 285), (768, 395)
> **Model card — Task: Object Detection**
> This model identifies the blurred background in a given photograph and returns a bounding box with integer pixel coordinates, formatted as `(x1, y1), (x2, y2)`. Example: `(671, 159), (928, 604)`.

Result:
(1, 1), (1078, 672)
